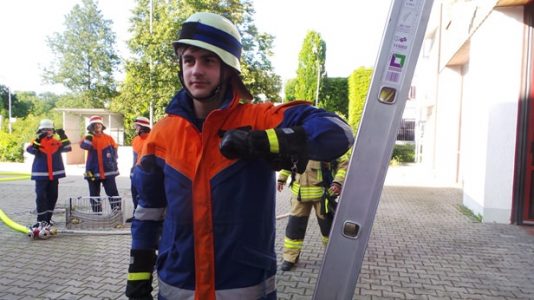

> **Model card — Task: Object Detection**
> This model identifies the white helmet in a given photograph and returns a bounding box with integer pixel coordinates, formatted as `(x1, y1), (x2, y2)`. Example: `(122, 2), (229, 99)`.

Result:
(173, 12), (242, 73)
(134, 116), (151, 128)
(173, 12), (252, 100)
(38, 119), (54, 130)
(87, 115), (106, 131)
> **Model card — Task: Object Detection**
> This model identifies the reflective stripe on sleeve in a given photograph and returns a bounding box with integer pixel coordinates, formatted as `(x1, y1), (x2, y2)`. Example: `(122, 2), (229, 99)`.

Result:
(127, 272), (151, 281)
(266, 129), (279, 153)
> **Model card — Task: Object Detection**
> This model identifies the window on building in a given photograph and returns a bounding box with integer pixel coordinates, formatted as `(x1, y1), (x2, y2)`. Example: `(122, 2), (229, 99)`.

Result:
(397, 119), (415, 141)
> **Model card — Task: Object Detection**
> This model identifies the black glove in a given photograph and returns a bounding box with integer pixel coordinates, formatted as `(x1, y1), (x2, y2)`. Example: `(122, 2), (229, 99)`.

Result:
(32, 140), (41, 150)
(32, 132), (47, 150)
(36, 132), (47, 143)
(85, 134), (93, 142)
(56, 128), (68, 139)
(125, 249), (156, 300)
(220, 126), (308, 173)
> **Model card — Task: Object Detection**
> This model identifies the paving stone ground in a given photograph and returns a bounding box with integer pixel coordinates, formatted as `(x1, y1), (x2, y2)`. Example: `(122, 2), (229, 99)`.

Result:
(0, 163), (533, 300)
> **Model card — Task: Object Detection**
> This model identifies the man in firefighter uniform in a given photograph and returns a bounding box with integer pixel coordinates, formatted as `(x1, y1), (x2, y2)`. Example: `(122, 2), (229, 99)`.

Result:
(277, 152), (349, 271)
(126, 12), (354, 300)
(126, 116), (151, 223)
(26, 119), (71, 228)
(80, 115), (121, 212)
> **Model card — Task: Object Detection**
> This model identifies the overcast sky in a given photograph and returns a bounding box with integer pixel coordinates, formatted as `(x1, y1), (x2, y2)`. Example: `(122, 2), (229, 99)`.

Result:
(0, 0), (392, 94)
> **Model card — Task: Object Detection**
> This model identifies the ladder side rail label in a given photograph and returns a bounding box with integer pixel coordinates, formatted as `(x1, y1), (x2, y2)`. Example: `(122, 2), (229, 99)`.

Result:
(312, 0), (434, 299)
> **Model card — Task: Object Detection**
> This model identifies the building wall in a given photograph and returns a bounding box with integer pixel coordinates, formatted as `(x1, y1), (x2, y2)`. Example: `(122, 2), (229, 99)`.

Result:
(418, 3), (525, 224)
(460, 7), (523, 223)
(434, 66), (463, 183)
(57, 109), (124, 165)
(413, 30), (440, 168)
(64, 112), (84, 164)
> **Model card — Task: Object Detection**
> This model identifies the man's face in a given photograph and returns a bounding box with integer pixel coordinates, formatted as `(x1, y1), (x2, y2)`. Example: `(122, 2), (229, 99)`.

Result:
(134, 124), (142, 134)
(93, 123), (103, 133)
(181, 47), (222, 100)
(42, 128), (54, 137)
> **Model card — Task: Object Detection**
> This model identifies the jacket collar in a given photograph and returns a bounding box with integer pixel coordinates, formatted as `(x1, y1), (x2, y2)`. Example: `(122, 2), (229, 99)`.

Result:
(165, 85), (239, 121)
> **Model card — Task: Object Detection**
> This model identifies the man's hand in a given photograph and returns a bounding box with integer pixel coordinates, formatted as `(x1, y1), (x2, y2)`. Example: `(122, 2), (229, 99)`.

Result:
(56, 128), (68, 139)
(329, 182), (342, 196)
(220, 126), (309, 173)
(219, 127), (260, 160)
(277, 181), (285, 192)
(36, 132), (47, 142)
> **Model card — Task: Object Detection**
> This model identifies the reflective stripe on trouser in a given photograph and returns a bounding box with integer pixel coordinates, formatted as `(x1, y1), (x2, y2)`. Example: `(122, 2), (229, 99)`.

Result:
(283, 236), (303, 262)
(283, 214), (308, 262)
(283, 198), (331, 262)
(158, 275), (276, 300)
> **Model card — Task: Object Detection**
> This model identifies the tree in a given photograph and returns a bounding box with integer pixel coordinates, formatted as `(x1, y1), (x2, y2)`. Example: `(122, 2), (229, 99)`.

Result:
(43, 0), (119, 108)
(0, 85), (31, 119)
(284, 78), (297, 101)
(15, 91), (59, 117)
(319, 77), (349, 118)
(348, 67), (373, 134)
(111, 0), (181, 126)
(0, 85), (14, 120)
(294, 31), (326, 103)
(111, 0), (281, 132)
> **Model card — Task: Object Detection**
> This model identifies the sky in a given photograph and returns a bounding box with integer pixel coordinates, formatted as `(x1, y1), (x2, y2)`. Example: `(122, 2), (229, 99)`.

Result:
(0, 0), (392, 94)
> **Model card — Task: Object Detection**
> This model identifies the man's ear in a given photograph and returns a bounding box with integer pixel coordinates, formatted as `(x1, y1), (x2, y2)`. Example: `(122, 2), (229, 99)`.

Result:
(221, 67), (233, 80)
(230, 72), (253, 102)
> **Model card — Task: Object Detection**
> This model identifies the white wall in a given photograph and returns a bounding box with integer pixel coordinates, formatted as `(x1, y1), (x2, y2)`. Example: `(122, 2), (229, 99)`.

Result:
(460, 7), (523, 223)
(117, 146), (134, 177)
(434, 66), (463, 183)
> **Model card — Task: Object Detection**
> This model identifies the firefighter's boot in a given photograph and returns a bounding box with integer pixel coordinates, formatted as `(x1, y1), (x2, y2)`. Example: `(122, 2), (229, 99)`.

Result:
(280, 255), (299, 271)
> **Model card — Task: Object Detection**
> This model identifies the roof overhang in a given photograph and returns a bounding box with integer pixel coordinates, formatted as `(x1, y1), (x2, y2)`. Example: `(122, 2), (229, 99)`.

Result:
(54, 108), (122, 117)
(496, 0), (533, 7)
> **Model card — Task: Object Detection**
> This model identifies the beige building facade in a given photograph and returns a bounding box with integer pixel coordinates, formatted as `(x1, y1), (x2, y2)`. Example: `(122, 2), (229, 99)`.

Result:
(55, 108), (124, 165)
(413, 0), (533, 224)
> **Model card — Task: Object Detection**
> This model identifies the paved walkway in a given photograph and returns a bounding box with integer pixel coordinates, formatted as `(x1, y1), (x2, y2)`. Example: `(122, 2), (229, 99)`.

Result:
(0, 163), (533, 299)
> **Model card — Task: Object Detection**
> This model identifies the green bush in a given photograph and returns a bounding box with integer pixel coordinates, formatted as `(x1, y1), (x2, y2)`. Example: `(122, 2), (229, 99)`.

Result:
(0, 131), (24, 162)
(391, 143), (415, 163)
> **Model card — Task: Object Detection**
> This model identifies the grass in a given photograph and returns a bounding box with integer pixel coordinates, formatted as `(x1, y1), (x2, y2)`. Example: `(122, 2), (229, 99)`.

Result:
(457, 204), (483, 223)
(0, 171), (31, 182)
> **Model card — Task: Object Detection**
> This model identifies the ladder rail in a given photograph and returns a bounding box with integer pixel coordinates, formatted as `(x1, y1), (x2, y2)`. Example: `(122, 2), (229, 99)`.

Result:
(313, 0), (434, 299)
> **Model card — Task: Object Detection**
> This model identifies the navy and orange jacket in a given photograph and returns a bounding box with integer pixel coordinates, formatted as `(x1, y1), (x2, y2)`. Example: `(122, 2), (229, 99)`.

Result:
(80, 133), (119, 179)
(27, 135), (71, 181)
(132, 133), (149, 167)
(131, 88), (354, 299)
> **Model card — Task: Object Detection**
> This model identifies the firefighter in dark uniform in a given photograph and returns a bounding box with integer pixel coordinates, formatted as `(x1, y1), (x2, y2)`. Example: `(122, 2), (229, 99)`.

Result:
(26, 119), (71, 228)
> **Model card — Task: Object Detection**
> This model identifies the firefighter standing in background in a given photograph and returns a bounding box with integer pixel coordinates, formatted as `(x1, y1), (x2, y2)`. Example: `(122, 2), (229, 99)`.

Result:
(277, 151), (350, 271)
(26, 119), (71, 228)
(126, 116), (151, 223)
(80, 115), (121, 212)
